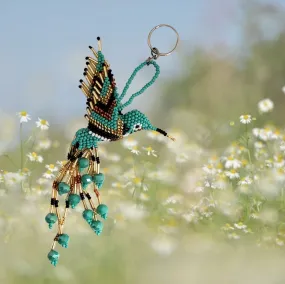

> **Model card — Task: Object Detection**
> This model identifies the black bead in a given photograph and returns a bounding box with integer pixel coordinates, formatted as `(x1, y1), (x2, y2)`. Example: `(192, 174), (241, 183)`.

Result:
(55, 200), (59, 208)
(65, 200), (70, 208)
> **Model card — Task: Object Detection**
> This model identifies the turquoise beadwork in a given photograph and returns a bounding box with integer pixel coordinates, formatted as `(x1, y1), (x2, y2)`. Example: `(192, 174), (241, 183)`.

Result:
(71, 128), (99, 149)
(45, 213), (58, 229)
(58, 234), (70, 248)
(47, 250), (59, 266)
(81, 174), (93, 189)
(82, 209), (94, 224)
(96, 204), (108, 219)
(90, 220), (103, 235)
(45, 46), (163, 267)
(58, 182), (70, 195)
(93, 173), (105, 189)
(78, 157), (89, 171)
(118, 60), (160, 111)
(68, 194), (81, 209)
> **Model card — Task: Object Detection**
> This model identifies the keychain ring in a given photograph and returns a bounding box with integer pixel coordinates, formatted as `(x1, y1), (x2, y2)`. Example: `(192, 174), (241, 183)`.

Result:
(147, 24), (180, 57)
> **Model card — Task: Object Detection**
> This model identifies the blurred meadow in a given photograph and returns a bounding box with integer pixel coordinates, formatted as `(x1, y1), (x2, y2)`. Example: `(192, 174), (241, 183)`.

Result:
(2, 0), (285, 283)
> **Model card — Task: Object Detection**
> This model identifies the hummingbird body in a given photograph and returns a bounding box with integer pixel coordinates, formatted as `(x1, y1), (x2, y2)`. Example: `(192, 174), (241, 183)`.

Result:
(45, 37), (174, 267)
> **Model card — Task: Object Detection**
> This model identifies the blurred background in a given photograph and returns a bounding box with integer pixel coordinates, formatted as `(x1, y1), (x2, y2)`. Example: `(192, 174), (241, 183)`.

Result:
(1, 0), (285, 283)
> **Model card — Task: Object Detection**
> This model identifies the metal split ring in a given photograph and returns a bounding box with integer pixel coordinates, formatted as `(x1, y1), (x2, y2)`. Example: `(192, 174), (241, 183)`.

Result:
(147, 24), (180, 59)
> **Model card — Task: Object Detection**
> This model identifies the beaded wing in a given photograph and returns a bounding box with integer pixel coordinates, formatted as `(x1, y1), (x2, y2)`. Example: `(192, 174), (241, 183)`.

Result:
(45, 37), (175, 266)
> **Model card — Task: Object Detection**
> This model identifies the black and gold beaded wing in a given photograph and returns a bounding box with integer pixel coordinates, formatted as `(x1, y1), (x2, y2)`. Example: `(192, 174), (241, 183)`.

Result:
(78, 38), (124, 142)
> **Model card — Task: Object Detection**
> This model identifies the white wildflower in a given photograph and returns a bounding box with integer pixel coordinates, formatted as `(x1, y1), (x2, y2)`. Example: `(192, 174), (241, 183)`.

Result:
(27, 152), (43, 163)
(228, 233), (240, 240)
(45, 164), (58, 172)
(222, 156), (242, 169)
(202, 164), (217, 175)
(130, 146), (140, 155)
(17, 111), (31, 123)
(143, 146), (158, 157)
(240, 115), (252, 124)
(234, 222), (247, 230)
(238, 176), (252, 185)
(225, 169), (240, 179)
(36, 118), (49, 130)
(258, 98), (274, 113)
(56, 160), (67, 167)
(43, 170), (55, 179)
(122, 137), (138, 148)
(36, 138), (52, 150)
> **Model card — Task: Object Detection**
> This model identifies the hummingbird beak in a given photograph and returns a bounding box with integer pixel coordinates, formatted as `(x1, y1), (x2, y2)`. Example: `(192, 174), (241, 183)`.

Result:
(155, 128), (176, 141)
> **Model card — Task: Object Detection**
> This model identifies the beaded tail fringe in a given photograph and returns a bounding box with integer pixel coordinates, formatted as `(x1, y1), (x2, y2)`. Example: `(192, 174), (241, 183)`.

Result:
(45, 144), (107, 266)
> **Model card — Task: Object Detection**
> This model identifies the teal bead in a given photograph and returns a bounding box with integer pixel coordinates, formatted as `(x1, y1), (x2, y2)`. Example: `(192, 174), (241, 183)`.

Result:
(47, 250), (59, 266)
(58, 234), (70, 248)
(96, 204), (108, 219)
(82, 209), (94, 224)
(93, 173), (105, 189)
(68, 194), (81, 209)
(45, 213), (58, 229)
(79, 157), (89, 172)
(90, 220), (103, 235)
(81, 174), (93, 189)
(58, 182), (70, 195)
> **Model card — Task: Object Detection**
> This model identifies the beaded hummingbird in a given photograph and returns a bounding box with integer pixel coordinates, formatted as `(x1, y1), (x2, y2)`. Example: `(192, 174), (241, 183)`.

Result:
(45, 36), (176, 266)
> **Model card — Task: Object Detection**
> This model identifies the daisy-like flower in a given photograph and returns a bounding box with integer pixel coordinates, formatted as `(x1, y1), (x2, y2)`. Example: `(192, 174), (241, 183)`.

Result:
(143, 146), (158, 157)
(27, 152), (43, 163)
(45, 164), (58, 172)
(254, 141), (264, 149)
(273, 154), (285, 168)
(122, 137), (138, 149)
(222, 155), (242, 169)
(18, 168), (31, 177)
(4, 172), (26, 185)
(252, 128), (260, 137)
(36, 138), (52, 150)
(228, 233), (240, 240)
(240, 114), (252, 124)
(259, 127), (273, 141)
(43, 170), (55, 179)
(238, 176), (252, 185)
(36, 118), (49, 130)
(130, 146), (140, 155)
(202, 164), (217, 175)
(56, 160), (67, 167)
(17, 111), (31, 123)
(258, 98), (274, 113)
(280, 141), (285, 152)
(225, 169), (240, 179)
(221, 223), (234, 231)
(234, 222), (247, 230)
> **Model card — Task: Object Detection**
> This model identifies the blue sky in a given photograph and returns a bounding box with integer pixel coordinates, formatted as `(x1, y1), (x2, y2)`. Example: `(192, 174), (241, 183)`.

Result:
(0, 0), (283, 125)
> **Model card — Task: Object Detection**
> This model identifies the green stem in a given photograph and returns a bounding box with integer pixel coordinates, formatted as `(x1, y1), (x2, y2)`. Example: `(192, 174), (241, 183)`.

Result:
(20, 123), (24, 170)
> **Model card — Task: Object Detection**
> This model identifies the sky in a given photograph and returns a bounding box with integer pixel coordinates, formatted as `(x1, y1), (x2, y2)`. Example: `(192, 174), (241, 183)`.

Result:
(0, 0), (283, 125)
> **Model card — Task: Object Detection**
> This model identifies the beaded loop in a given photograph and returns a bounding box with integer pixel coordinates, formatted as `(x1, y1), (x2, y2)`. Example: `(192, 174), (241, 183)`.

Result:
(118, 60), (160, 111)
